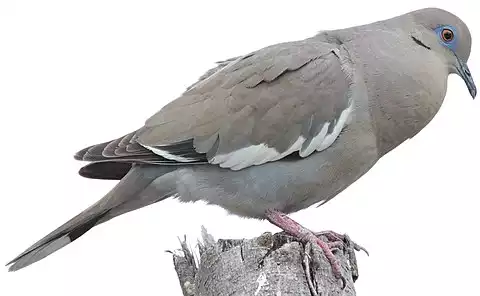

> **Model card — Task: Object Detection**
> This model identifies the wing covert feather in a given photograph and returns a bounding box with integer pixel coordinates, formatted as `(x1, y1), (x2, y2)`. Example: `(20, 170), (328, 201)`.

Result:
(137, 39), (355, 170)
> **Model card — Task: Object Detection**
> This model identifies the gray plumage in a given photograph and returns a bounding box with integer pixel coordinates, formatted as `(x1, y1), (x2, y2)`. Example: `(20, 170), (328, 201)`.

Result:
(7, 7), (476, 271)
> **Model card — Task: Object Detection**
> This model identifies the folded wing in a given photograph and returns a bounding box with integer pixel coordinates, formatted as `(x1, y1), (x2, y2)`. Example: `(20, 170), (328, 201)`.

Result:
(137, 38), (355, 170)
(75, 37), (356, 177)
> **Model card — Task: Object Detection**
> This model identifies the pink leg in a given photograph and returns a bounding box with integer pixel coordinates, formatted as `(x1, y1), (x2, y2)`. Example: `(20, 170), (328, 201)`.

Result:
(265, 209), (346, 287)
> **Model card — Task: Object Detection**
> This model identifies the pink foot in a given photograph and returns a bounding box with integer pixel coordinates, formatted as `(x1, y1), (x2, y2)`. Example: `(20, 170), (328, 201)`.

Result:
(314, 230), (369, 256)
(314, 230), (368, 283)
(265, 209), (346, 288)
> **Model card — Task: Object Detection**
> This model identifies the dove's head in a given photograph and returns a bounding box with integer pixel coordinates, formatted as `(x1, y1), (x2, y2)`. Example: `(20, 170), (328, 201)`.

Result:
(411, 7), (476, 98)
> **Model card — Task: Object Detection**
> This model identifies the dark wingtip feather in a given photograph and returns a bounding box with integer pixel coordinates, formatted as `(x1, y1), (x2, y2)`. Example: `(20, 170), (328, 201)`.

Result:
(79, 162), (132, 180)
(74, 146), (90, 160)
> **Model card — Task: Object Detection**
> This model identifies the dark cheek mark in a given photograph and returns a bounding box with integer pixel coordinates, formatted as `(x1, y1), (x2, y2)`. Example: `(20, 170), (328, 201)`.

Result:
(411, 36), (431, 50)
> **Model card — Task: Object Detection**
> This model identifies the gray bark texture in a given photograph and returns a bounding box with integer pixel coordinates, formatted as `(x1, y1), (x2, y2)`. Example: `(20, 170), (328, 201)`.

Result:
(171, 227), (362, 296)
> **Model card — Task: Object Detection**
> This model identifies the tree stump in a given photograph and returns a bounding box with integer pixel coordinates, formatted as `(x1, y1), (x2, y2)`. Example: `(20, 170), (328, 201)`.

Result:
(171, 227), (363, 296)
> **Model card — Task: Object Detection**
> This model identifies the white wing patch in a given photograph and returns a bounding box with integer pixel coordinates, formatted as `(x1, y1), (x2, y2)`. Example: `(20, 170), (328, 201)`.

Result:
(142, 100), (354, 169)
(210, 100), (354, 170)
(211, 136), (307, 170)
(301, 101), (354, 157)
(299, 122), (330, 157)
(139, 145), (199, 162)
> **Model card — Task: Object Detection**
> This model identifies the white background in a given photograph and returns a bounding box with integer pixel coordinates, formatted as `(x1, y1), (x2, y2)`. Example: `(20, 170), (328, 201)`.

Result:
(1, 1), (479, 295)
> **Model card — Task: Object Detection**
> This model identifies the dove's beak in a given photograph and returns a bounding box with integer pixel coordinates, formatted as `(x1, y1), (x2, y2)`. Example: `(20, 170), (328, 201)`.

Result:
(455, 54), (477, 99)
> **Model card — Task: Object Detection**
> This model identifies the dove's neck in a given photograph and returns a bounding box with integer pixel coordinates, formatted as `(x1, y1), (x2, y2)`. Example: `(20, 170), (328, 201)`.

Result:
(319, 23), (449, 156)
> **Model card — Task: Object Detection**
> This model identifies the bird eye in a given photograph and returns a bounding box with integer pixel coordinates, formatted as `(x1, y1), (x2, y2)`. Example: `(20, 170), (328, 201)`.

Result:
(441, 28), (454, 42)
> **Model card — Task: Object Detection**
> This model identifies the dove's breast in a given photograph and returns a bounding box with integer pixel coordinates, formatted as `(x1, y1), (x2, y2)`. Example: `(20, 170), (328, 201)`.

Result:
(343, 28), (449, 156)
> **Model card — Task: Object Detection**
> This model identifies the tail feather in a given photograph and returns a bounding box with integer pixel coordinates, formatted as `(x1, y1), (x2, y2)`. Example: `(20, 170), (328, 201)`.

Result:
(6, 164), (177, 271)
(6, 209), (110, 272)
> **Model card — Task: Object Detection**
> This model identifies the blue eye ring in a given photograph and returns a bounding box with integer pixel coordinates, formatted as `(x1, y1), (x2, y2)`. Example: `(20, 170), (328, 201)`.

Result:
(435, 25), (458, 50)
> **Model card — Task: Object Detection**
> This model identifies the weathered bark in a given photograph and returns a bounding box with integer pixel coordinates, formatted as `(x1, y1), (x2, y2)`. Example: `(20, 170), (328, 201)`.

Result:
(171, 227), (362, 296)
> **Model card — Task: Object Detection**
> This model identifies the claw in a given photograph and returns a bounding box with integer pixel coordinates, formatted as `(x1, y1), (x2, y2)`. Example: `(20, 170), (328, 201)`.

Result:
(340, 275), (347, 290)
(353, 242), (369, 256)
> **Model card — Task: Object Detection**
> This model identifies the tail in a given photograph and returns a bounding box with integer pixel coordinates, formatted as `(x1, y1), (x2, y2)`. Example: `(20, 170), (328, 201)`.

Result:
(6, 164), (176, 271)
(6, 208), (111, 271)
